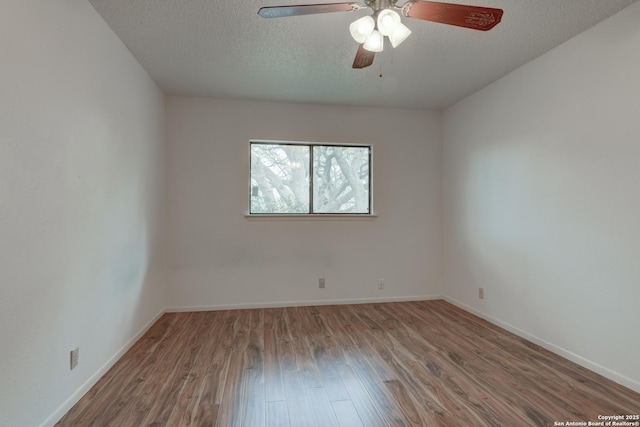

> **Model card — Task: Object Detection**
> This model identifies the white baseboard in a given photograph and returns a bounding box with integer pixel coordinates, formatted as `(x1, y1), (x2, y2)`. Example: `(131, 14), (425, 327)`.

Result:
(166, 294), (442, 313)
(40, 308), (166, 427)
(443, 296), (640, 394)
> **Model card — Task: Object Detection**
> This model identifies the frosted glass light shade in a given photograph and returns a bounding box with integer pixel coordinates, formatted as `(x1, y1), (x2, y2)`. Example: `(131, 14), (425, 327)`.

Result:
(389, 23), (411, 48)
(363, 30), (384, 52)
(377, 9), (401, 36)
(349, 16), (375, 43)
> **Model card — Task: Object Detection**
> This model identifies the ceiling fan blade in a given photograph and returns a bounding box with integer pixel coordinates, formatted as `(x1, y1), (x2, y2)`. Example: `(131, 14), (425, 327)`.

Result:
(402, 1), (503, 31)
(258, 2), (363, 18)
(352, 44), (375, 69)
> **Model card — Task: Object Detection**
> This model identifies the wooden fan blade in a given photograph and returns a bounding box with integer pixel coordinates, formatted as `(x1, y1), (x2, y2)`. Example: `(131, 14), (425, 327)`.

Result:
(352, 44), (375, 69)
(258, 2), (363, 18)
(402, 1), (503, 31)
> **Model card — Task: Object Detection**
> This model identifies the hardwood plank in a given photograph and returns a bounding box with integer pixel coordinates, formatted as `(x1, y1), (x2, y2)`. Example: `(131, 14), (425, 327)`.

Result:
(286, 307), (322, 388)
(275, 308), (297, 372)
(377, 303), (549, 425)
(216, 309), (252, 427)
(305, 386), (341, 426)
(326, 304), (400, 383)
(58, 313), (180, 424)
(332, 400), (365, 427)
(402, 301), (630, 422)
(96, 312), (202, 426)
(136, 311), (210, 426)
(166, 310), (228, 426)
(188, 310), (233, 426)
(263, 308), (286, 402)
(55, 301), (640, 427)
(247, 309), (265, 384)
(334, 363), (391, 426)
(341, 304), (449, 426)
(266, 400), (290, 427)
(307, 305), (347, 365)
(283, 370), (315, 427)
(297, 306), (351, 402)
(242, 383), (266, 427)
(372, 303), (530, 424)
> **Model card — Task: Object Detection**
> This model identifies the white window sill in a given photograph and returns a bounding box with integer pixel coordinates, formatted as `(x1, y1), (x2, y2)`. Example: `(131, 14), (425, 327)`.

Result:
(245, 214), (377, 221)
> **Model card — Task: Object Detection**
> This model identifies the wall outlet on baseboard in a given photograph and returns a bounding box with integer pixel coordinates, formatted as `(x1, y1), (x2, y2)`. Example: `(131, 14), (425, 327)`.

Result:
(70, 347), (79, 370)
(378, 279), (384, 290)
(478, 287), (485, 300)
(319, 278), (325, 288)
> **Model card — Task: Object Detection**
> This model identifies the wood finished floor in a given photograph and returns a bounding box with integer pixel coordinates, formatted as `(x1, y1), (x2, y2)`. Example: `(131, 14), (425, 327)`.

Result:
(57, 300), (640, 426)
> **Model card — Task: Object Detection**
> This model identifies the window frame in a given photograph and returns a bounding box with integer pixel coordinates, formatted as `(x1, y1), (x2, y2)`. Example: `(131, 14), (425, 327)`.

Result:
(248, 140), (374, 217)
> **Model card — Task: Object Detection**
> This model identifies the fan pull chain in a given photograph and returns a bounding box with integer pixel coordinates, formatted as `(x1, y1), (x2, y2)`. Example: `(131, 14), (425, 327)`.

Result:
(379, 47), (394, 78)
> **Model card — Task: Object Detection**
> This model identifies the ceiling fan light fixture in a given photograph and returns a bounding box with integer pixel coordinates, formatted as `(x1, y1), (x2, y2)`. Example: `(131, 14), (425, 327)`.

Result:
(363, 29), (384, 52)
(389, 22), (411, 48)
(257, 1), (504, 70)
(377, 9), (401, 36)
(349, 15), (375, 43)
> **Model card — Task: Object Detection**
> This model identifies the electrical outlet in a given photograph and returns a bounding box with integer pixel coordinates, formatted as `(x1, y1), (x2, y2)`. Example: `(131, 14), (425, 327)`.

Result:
(478, 287), (484, 300)
(319, 278), (325, 288)
(70, 347), (79, 370)
(378, 278), (384, 290)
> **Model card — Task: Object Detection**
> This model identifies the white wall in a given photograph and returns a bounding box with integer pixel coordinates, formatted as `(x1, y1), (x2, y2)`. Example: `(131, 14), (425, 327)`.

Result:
(166, 97), (442, 309)
(442, 2), (640, 392)
(0, 1), (166, 426)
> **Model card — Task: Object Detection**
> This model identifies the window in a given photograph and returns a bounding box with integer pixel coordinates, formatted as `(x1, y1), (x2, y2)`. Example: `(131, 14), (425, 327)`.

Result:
(250, 141), (372, 215)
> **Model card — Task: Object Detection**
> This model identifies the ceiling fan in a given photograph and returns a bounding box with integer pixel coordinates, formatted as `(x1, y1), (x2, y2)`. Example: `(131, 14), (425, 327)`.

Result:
(258, 0), (503, 69)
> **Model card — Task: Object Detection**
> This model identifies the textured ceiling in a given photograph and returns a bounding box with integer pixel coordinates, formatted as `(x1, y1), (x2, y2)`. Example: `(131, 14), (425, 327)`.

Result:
(89, 0), (637, 109)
